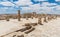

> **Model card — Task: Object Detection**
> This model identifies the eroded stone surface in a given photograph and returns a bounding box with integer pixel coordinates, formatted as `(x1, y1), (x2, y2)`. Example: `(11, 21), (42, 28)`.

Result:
(0, 18), (60, 37)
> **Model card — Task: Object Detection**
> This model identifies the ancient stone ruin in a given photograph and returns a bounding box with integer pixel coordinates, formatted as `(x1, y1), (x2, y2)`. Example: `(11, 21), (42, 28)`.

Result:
(17, 10), (21, 21)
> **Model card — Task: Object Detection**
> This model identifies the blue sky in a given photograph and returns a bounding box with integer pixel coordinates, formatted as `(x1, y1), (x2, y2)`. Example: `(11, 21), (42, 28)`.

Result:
(0, 0), (60, 14)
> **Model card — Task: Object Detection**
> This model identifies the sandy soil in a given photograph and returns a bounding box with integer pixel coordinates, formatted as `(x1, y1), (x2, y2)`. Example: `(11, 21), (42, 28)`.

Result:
(0, 18), (60, 37)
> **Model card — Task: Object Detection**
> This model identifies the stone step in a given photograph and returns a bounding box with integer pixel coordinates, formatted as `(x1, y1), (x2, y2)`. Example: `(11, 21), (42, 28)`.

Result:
(16, 26), (32, 32)
(24, 28), (35, 34)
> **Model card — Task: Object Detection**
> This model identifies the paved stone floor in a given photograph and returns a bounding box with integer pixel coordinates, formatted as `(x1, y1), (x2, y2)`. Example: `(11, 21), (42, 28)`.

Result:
(0, 18), (60, 37)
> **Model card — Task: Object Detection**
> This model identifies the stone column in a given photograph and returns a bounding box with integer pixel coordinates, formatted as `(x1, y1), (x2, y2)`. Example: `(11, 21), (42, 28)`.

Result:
(26, 16), (28, 20)
(44, 16), (47, 23)
(32, 12), (36, 18)
(18, 10), (21, 21)
(48, 16), (51, 21)
(6, 15), (9, 21)
(55, 16), (57, 19)
(38, 17), (43, 25)
(31, 16), (33, 19)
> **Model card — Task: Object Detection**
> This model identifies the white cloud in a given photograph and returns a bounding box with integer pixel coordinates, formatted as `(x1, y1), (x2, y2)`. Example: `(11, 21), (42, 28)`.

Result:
(0, 0), (33, 6)
(55, 0), (60, 1)
(0, 0), (60, 14)
(21, 4), (41, 13)
(55, 5), (60, 10)
(20, 1), (58, 14)
(0, 1), (14, 6)
(14, 0), (32, 6)
(42, 2), (57, 7)
(33, 0), (47, 1)
(49, 5), (60, 14)
(21, 3), (53, 14)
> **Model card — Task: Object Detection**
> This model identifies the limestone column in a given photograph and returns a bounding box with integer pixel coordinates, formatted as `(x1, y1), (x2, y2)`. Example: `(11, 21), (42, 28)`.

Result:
(32, 12), (36, 18)
(55, 16), (57, 19)
(31, 16), (33, 19)
(6, 15), (9, 21)
(44, 16), (47, 23)
(48, 16), (51, 21)
(26, 16), (28, 20)
(38, 17), (43, 25)
(18, 10), (21, 21)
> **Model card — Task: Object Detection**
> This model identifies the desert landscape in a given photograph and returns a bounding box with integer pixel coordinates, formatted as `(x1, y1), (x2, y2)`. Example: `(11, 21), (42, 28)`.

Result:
(0, 10), (60, 37)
